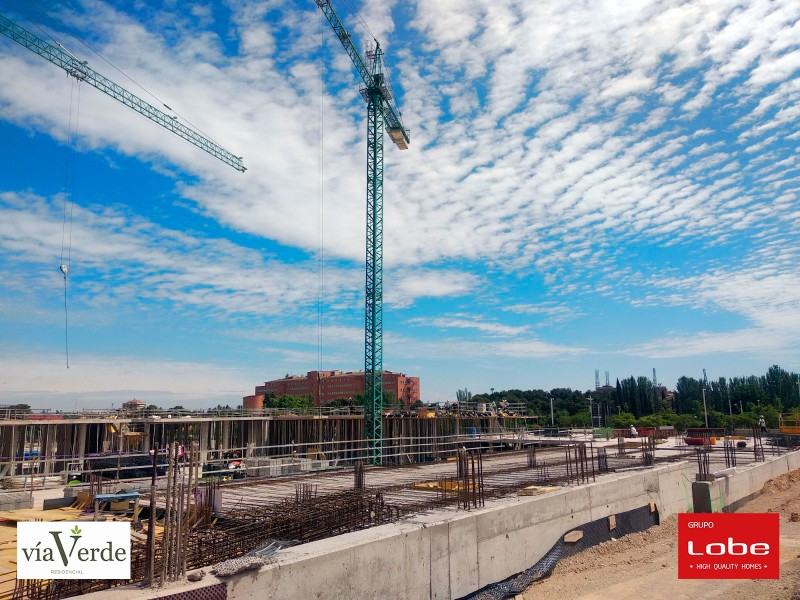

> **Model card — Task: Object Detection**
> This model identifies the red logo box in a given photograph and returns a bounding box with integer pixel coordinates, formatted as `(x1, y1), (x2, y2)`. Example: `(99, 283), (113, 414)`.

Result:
(678, 513), (780, 579)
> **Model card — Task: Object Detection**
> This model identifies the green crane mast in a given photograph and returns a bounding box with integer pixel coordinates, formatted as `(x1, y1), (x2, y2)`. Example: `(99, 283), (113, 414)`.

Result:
(0, 13), (246, 172)
(314, 0), (409, 464)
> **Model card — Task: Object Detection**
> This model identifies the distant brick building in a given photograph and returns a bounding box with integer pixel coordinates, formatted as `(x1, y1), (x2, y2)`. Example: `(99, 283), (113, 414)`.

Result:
(243, 370), (420, 408)
(122, 399), (146, 411)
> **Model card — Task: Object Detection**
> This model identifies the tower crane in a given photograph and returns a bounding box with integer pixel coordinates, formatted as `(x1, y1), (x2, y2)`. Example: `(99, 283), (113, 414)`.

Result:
(314, 0), (410, 464)
(0, 14), (246, 172)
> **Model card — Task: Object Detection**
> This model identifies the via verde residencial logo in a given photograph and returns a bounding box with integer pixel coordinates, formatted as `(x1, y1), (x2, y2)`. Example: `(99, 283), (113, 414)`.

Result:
(17, 521), (131, 579)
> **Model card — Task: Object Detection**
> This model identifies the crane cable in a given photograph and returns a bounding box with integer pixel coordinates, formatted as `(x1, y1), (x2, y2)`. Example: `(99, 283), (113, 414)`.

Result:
(318, 8), (325, 377)
(335, 0), (402, 125)
(340, 0), (376, 42)
(60, 77), (81, 369)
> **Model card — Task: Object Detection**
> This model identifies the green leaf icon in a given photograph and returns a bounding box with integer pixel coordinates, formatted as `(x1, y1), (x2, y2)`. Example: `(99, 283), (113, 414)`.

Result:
(71, 525), (81, 535)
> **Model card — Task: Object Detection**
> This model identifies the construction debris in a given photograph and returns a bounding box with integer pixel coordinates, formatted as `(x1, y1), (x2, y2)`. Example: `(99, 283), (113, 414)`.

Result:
(211, 556), (265, 577)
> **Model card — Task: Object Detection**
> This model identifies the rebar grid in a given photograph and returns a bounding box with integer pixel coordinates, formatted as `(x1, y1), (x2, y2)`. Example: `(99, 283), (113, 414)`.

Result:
(14, 434), (791, 600)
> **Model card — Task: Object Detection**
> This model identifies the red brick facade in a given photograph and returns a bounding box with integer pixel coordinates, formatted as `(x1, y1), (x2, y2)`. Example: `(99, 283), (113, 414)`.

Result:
(244, 370), (421, 408)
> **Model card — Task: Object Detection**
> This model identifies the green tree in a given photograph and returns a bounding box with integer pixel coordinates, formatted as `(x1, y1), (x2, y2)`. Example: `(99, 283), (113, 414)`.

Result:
(608, 412), (637, 429)
(765, 364), (800, 409)
(620, 377), (640, 417)
(555, 409), (571, 428)
(264, 395), (312, 410)
(456, 388), (472, 404)
(384, 390), (400, 409)
(675, 376), (703, 415)
(672, 413), (703, 432)
(572, 410), (592, 427)
(729, 382), (768, 413)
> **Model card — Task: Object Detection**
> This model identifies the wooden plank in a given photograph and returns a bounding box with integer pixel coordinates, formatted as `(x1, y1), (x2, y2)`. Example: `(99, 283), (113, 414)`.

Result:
(516, 485), (560, 497)
(0, 507), (83, 522)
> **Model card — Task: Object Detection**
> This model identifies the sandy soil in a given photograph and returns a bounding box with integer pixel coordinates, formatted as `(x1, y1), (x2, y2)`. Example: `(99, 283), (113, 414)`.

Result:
(517, 469), (800, 600)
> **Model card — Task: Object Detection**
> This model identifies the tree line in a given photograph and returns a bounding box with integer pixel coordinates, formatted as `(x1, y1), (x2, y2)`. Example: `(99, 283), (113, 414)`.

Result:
(469, 364), (800, 431)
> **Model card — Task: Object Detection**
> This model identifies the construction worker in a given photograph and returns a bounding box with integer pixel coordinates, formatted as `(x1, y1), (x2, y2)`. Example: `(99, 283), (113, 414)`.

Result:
(758, 415), (767, 433)
(629, 424), (638, 438)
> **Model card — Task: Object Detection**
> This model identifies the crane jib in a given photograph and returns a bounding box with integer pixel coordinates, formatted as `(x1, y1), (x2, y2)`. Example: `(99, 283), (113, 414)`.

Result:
(0, 13), (246, 172)
(314, 0), (409, 149)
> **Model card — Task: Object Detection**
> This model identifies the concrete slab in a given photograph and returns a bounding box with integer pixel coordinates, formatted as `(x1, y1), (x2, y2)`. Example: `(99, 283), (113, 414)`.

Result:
(78, 450), (800, 600)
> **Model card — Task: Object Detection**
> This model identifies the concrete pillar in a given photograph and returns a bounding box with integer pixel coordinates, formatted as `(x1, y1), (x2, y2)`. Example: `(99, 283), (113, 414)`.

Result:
(222, 421), (231, 452)
(1, 425), (17, 477)
(77, 423), (87, 466)
(54, 424), (67, 474)
(41, 425), (52, 484)
(14, 425), (26, 476)
(199, 422), (210, 465)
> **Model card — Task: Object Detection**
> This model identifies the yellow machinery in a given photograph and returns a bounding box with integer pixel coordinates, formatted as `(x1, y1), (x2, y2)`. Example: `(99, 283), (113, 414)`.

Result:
(779, 413), (800, 435)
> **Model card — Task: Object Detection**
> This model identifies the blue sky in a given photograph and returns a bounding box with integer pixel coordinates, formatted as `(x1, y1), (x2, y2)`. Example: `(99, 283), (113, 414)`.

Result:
(0, 0), (798, 409)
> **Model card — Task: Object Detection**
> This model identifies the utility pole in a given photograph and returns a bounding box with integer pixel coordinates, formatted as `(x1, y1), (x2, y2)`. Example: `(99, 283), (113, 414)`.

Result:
(702, 388), (709, 428)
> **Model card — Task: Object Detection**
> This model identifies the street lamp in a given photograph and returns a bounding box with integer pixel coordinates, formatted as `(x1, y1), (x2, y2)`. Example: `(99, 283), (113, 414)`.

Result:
(702, 388), (709, 428)
(549, 396), (554, 427)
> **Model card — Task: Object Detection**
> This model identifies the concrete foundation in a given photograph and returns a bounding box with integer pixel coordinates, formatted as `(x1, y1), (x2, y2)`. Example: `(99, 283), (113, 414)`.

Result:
(84, 450), (800, 600)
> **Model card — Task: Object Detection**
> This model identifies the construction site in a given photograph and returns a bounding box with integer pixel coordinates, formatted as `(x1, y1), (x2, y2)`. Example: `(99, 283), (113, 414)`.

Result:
(2, 0), (800, 597)
(1, 407), (799, 599)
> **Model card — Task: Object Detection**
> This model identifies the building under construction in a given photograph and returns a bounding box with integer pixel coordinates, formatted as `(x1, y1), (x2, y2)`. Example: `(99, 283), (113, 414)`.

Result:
(0, 407), (796, 599)
(0, 406), (522, 481)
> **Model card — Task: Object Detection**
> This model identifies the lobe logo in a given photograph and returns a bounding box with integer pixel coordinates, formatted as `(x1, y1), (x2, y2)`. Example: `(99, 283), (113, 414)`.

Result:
(678, 513), (779, 579)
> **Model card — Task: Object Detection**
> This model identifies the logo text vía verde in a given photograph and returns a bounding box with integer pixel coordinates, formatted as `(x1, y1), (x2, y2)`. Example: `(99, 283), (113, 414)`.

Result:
(17, 522), (131, 580)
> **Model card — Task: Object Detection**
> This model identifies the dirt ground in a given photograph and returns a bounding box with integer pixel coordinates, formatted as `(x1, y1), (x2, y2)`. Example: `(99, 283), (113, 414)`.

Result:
(518, 469), (800, 600)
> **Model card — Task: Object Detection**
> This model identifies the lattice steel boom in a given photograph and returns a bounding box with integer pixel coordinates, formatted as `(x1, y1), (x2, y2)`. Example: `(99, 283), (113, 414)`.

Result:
(0, 13), (245, 172)
(314, 0), (409, 464)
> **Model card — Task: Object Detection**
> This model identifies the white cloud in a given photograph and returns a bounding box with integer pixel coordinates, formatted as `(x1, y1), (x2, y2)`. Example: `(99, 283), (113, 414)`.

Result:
(0, 191), (364, 318)
(389, 269), (480, 306)
(407, 315), (529, 337)
(1, 0), (799, 401)
(628, 328), (785, 359)
(416, 337), (587, 360)
(503, 302), (583, 324)
(0, 352), (253, 409)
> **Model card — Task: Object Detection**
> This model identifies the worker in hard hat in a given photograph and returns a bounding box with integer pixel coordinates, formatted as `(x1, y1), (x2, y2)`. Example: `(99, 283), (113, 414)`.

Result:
(629, 424), (638, 438)
(758, 415), (767, 433)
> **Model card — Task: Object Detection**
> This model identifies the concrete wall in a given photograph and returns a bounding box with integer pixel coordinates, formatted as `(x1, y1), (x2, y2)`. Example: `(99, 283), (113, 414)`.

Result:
(86, 450), (800, 600)
(696, 448), (800, 513)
